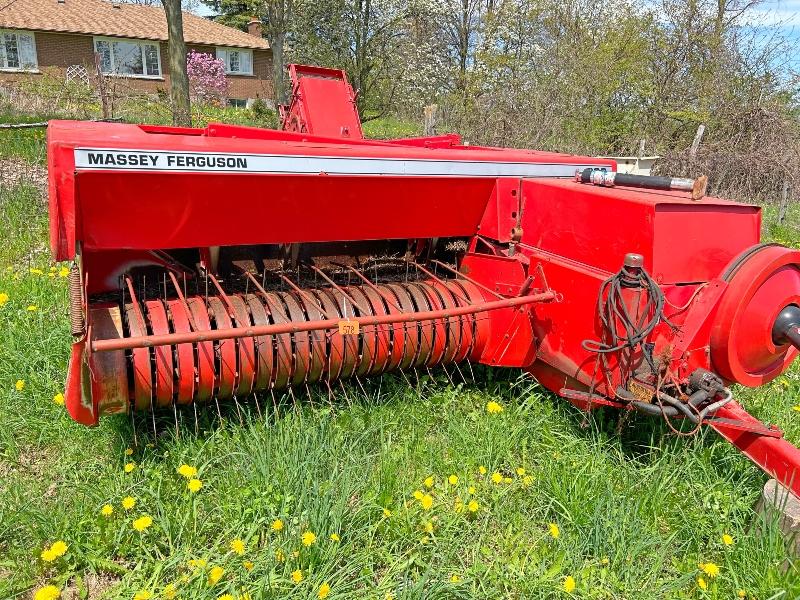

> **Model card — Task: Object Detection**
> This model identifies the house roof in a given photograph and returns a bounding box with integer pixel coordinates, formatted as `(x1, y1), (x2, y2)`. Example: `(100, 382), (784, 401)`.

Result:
(0, 0), (270, 50)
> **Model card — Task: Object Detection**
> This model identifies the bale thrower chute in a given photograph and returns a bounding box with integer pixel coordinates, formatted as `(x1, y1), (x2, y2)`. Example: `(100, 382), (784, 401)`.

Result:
(48, 65), (800, 496)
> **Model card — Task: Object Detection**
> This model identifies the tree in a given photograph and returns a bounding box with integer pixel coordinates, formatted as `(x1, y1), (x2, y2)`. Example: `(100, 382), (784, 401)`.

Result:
(163, 0), (192, 126)
(203, 0), (295, 105)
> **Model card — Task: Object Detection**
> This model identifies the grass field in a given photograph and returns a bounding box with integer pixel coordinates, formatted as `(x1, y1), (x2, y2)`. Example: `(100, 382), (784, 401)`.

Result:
(1, 115), (800, 600)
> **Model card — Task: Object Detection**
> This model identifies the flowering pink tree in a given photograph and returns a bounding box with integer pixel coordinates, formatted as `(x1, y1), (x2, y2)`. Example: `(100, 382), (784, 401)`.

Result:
(186, 50), (228, 105)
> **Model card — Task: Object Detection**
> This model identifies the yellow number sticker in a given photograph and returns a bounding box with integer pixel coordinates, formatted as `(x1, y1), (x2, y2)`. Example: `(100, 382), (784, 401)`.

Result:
(338, 320), (360, 336)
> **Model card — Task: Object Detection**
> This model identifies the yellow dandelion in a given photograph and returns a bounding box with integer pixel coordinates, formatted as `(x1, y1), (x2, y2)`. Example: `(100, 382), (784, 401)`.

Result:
(132, 515), (153, 532)
(491, 472), (503, 484)
(124, 448), (134, 456)
(0, 292), (8, 306)
(318, 583), (331, 599)
(162, 584), (177, 600)
(722, 533), (734, 546)
(468, 486), (476, 495)
(697, 577), (708, 590)
(15, 379), (25, 391)
(420, 494), (433, 510)
(793, 405), (800, 412)
(122, 496), (136, 510)
(424, 476), (435, 489)
(49, 540), (68, 557)
(450, 574), (460, 583)
(30, 268), (43, 275)
(271, 518), (284, 531)
(478, 466), (487, 475)
(330, 532), (341, 541)
(40, 548), (57, 562)
(301, 531), (316, 546)
(548, 523), (560, 539)
(124, 462), (136, 473)
(563, 576), (575, 593)
(291, 569), (303, 584)
(133, 592), (152, 600)
(53, 393), (65, 405)
(737, 590), (746, 598)
(187, 478), (203, 492)
(467, 499), (479, 513)
(275, 549), (285, 562)
(188, 558), (207, 569)
(448, 474), (459, 485)
(601, 557), (609, 565)
(218, 595), (234, 600)
(243, 560), (254, 571)
(383, 508), (392, 518)
(177, 464), (197, 478)
(230, 538), (245, 555)
(516, 467), (526, 476)
(59, 266), (70, 278)
(100, 504), (114, 517)
(423, 521), (434, 533)
(486, 400), (504, 414)
(27, 305), (38, 311)
(699, 562), (720, 577)
(522, 475), (533, 487)
(208, 566), (225, 585)
(413, 490), (424, 501)
(34, 586), (61, 600)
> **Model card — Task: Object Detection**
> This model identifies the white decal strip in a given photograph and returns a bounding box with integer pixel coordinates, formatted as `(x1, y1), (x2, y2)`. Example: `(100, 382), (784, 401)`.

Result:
(74, 148), (608, 178)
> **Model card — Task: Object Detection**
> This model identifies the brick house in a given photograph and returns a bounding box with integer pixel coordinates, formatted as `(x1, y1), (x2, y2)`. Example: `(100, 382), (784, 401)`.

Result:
(0, 0), (272, 104)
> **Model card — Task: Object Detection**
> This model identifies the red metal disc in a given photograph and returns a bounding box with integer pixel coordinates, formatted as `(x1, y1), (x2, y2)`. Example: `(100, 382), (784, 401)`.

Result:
(405, 283), (434, 367)
(246, 293), (274, 393)
(228, 295), (256, 397)
(430, 281), (461, 365)
(263, 292), (293, 390)
(361, 286), (392, 375)
(451, 280), (488, 362)
(314, 289), (345, 382)
(207, 296), (236, 399)
(377, 284), (406, 372)
(166, 299), (195, 404)
(280, 292), (310, 386)
(414, 282), (447, 367)
(324, 288), (359, 380)
(296, 292), (326, 383)
(145, 300), (174, 408)
(348, 286), (376, 376)
(187, 297), (215, 403)
(385, 283), (419, 370)
(444, 281), (474, 364)
(125, 304), (152, 411)
(711, 245), (800, 386)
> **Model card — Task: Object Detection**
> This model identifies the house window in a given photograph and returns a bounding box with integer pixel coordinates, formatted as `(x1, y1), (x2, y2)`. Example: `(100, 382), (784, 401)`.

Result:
(0, 30), (37, 70)
(216, 48), (253, 75)
(93, 37), (162, 77)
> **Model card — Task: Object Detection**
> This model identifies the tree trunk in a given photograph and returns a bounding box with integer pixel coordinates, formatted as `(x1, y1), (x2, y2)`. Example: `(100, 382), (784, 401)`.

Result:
(269, 33), (287, 105)
(163, 0), (191, 127)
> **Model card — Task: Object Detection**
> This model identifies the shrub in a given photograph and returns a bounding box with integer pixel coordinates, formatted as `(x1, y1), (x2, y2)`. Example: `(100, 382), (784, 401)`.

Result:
(186, 50), (228, 105)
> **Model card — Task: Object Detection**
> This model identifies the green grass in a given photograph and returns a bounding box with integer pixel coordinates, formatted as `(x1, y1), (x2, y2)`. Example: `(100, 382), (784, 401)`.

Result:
(1, 118), (800, 599)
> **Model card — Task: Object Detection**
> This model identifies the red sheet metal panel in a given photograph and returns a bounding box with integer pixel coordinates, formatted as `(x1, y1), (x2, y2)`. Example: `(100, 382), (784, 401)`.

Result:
(518, 179), (760, 284)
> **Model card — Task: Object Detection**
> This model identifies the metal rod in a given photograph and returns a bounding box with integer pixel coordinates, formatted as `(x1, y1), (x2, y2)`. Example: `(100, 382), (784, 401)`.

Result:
(430, 260), (505, 299)
(93, 291), (556, 352)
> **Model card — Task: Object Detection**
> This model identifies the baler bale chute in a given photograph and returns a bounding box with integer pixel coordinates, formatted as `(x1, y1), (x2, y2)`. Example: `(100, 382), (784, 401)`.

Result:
(48, 65), (800, 496)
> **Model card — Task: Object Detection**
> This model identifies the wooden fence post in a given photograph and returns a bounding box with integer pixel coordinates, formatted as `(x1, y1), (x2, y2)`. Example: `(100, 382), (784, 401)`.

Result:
(424, 104), (438, 136)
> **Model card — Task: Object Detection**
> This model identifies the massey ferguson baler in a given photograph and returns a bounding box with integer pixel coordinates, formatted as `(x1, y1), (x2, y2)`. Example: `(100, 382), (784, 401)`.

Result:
(48, 65), (800, 495)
